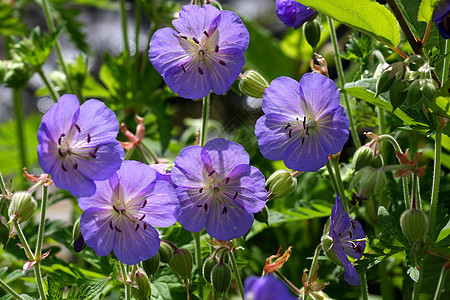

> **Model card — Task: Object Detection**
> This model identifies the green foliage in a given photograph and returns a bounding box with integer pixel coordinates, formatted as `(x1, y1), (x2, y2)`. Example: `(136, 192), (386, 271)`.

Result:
(0, 4), (25, 36)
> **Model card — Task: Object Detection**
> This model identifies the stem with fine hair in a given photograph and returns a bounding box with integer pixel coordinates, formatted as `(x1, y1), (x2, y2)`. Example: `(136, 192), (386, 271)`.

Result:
(359, 272), (369, 300)
(326, 161), (348, 212)
(119, 262), (131, 300)
(433, 263), (449, 300)
(192, 231), (203, 298)
(0, 278), (24, 300)
(442, 39), (449, 83)
(34, 185), (49, 300)
(428, 122), (443, 235)
(228, 250), (245, 300)
(327, 16), (360, 149)
(120, 0), (130, 57)
(412, 265), (423, 300)
(325, 162), (340, 199)
(200, 94), (211, 147)
(37, 69), (60, 101)
(302, 244), (322, 299)
(12, 89), (27, 182)
(331, 157), (348, 210)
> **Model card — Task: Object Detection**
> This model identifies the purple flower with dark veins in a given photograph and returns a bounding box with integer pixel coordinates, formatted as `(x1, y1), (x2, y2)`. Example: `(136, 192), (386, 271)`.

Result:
(149, 4), (249, 100)
(37, 94), (124, 197)
(433, 0), (450, 39)
(276, 0), (317, 29)
(244, 274), (297, 300)
(78, 160), (179, 265)
(171, 138), (267, 240)
(322, 195), (366, 286)
(255, 73), (349, 172)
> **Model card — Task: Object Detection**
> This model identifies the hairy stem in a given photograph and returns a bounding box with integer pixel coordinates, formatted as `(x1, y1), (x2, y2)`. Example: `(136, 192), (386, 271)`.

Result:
(359, 272), (369, 300)
(442, 40), (449, 83)
(192, 231), (203, 298)
(325, 162), (340, 203)
(120, 0), (130, 57)
(37, 69), (60, 101)
(331, 157), (348, 212)
(428, 122), (443, 235)
(433, 263), (449, 300)
(0, 278), (24, 300)
(119, 262), (131, 300)
(228, 250), (245, 300)
(200, 94), (211, 147)
(34, 185), (49, 300)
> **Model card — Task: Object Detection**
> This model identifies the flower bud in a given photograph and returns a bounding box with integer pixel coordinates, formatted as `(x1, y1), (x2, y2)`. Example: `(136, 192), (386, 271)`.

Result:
(211, 262), (232, 294)
(72, 218), (86, 253)
(143, 252), (160, 278)
(203, 255), (219, 283)
(0, 216), (10, 246)
(320, 233), (341, 266)
(254, 205), (269, 226)
(350, 166), (386, 199)
(266, 170), (297, 200)
(8, 191), (37, 223)
(389, 80), (408, 111)
(158, 240), (173, 264)
(400, 208), (428, 244)
(238, 70), (269, 98)
(353, 144), (375, 171)
(421, 79), (437, 101)
(371, 154), (384, 169)
(405, 81), (423, 105)
(375, 69), (395, 97)
(131, 269), (152, 300)
(170, 248), (193, 280)
(303, 19), (321, 50)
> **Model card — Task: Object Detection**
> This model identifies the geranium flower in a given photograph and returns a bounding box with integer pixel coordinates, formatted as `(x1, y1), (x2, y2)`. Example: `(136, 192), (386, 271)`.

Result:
(149, 4), (249, 99)
(171, 138), (267, 240)
(255, 73), (349, 172)
(244, 274), (297, 300)
(433, 0), (450, 39)
(322, 195), (366, 286)
(78, 160), (179, 265)
(276, 0), (317, 29)
(37, 94), (124, 197)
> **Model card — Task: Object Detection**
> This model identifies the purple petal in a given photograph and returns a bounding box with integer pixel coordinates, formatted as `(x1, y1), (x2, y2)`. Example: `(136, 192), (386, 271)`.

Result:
(276, 0), (317, 29)
(261, 76), (304, 116)
(114, 161), (156, 200)
(214, 10), (249, 52)
(172, 145), (205, 188)
(343, 221), (366, 260)
(244, 274), (297, 300)
(173, 4), (221, 39)
(208, 47), (246, 95)
(77, 178), (114, 210)
(151, 163), (176, 188)
(315, 106), (349, 155)
(330, 195), (352, 235)
(77, 99), (120, 142)
(176, 188), (210, 232)
(433, 1), (450, 39)
(141, 180), (179, 227)
(331, 230), (360, 286)
(80, 207), (116, 256)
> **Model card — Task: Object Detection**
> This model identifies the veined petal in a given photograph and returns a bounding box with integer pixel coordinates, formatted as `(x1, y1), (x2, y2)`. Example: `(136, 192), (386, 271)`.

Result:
(80, 207), (116, 256)
(261, 76), (304, 116)
(331, 230), (360, 286)
(114, 161), (156, 200)
(77, 179), (114, 210)
(207, 47), (245, 95)
(173, 4), (221, 39)
(176, 187), (210, 232)
(330, 195), (352, 236)
(172, 145), (205, 187)
(215, 10), (249, 52)
(50, 158), (96, 197)
(315, 106), (349, 155)
(141, 180), (179, 227)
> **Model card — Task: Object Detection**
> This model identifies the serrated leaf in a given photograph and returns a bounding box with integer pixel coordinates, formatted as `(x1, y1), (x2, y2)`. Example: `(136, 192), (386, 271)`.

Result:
(298, 0), (400, 46)
(47, 276), (63, 300)
(430, 96), (450, 119)
(79, 277), (111, 300)
(3, 270), (24, 285)
(418, 0), (441, 23)
(429, 204), (450, 242)
(378, 206), (411, 247)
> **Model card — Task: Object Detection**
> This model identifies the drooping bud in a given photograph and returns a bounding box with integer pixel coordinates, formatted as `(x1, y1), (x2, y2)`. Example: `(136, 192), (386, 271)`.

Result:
(350, 166), (386, 199)
(375, 69), (395, 97)
(143, 252), (160, 279)
(238, 70), (269, 98)
(353, 144), (376, 171)
(0, 216), (10, 247)
(371, 154), (384, 169)
(404, 81), (423, 105)
(158, 240), (173, 264)
(400, 208), (429, 244)
(211, 262), (232, 294)
(8, 191), (37, 223)
(421, 79), (438, 101)
(131, 269), (152, 300)
(303, 19), (321, 50)
(265, 170), (297, 200)
(203, 255), (219, 283)
(170, 248), (193, 281)
(72, 218), (86, 253)
(254, 205), (269, 226)
(389, 80), (408, 111)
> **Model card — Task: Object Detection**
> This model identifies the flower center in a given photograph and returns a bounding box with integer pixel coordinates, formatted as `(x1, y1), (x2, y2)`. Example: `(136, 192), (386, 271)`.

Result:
(284, 116), (316, 144)
(108, 198), (148, 233)
(195, 171), (237, 215)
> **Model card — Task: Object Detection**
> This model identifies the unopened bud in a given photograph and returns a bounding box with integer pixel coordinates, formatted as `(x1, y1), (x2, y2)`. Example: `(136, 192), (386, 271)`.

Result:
(211, 262), (232, 294)
(203, 255), (219, 283)
(350, 166), (386, 199)
(421, 79), (437, 101)
(353, 144), (375, 171)
(72, 218), (86, 253)
(320, 233), (341, 266)
(254, 205), (269, 226)
(158, 240), (173, 264)
(266, 170), (297, 200)
(8, 192), (37, 223)
(304, 19), (321, 50)
(375, 69), (395, 97)
(170, 248), (193, 280)
(400, 208), (428, 244)
(143, 252), (160, 278)
(239, 70), (269, 98)
(405, 82), (423, 105)
(371, 154), (384, 169)
(131, 269), (152, 300)
(0, 216), (9, 246)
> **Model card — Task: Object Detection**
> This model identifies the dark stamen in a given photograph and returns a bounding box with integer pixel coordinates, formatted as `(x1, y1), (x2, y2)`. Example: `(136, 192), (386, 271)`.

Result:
(203, 31), (209, 37)
(198, 67), (204, 75)
(87, 134), (91, 143)
(75, 124), (81, 132)
(182, 64), (186, 73)
(58, 149), (64, 157)
(139, 214), (146, 221)
(284, 123), (291, 130)
(301, 137), (305, 145)
(58, 134), (65, 145)
(350, 219), (356, 230)
(141, 199), (147, 208)
(208, 170), (215, 176)
(197, 204), (203, 208)
(353, 243), (362, 254)
(109, 221), (113, 230)
(289, 130), (292, 138)
(193, 37), (200, 44)
(73, 163), (78, 170)
(180, 35), (188, 40)
(199, 188), (203, 193)
(115, 226), (122, 233)
(135, 224), (140, 231)
(349, 231), (353, 238)
(61, 162), (67, 172)
(89, 153), (97, 159)
(219, 60), (226, 66)
(222, 206), (228, 215)
(225, 177), (230, 184)
(204, 202), (208, 212)
(233, 191), (238, 199)
(113, 205), (120, 213)
(305, 126), (309, 136)
(93, 144), (100, 153)
(215, 45), (219, 52)
(143, 223), (147, 230)
(303, 116), (306, 128)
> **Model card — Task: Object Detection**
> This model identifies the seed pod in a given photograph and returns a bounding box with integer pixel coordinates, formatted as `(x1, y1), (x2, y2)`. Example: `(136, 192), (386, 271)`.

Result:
(143, 252), (160, 278)
(389, 80), (408, 111)
(353, 144), (375, 172)
(203, 255), (219, 283)
(254, 205), (269, 226)
(400, 208), (428, 244)
(8, 191), (37, 223)
(72, 218), (86, 253)
(266, 170), (297, 200)
(170, 248), (193, 280)
(211, 262), (232, 294)
(131, 269), (151, 300)
(158, 240), (173, 264)
(304, 19), (321, 50)
(238, 70), (269, 98)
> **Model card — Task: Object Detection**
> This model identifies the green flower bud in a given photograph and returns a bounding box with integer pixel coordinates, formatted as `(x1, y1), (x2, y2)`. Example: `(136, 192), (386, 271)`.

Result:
(238, 70), (269, 98)
(170, 248), (193, 280)
(143, 252), (160, 278)
(320, 233), (341, 266)
(254, 205), (269, 226)
(158, 240), (173, 264)
(375, 69), (395, 97)
(400, 208), (428, 244)
(211, 262), (232, 294)
(72, 218), (86, 253)
(353, 144), (375, 171)
(304, 19), (321, 50)
(421, 79), (437, 101)
(266, 170), (297, 200)
(389, 80), (408, 111)
(131, 269), (152, 300)
(8, 191), (37, 223)
(350, 166), (386, 199)
(0, 216), (10, 246)
(371, 154), (384, 169)
(202, 255), (219, 283)
(405, 81), (423, 105)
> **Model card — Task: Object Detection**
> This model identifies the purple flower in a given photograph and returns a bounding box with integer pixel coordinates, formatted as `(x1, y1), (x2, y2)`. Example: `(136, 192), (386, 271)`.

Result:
(327, 195), (366, 286)
(149, 4), (249, 100)
(150, 163), (176, 188)
(276, 0), (317, 29)
(37, 94), (124, 197)
(78, 160), (179, 265)
(433, 0), (450, 39)
(171, 138), (267, 240)
(244, 275), (297, 300)
(255, 74), (349, 172)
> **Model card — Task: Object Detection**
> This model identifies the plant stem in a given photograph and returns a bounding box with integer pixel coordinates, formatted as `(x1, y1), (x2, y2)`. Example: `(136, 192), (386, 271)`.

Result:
(275, 270), (301, 296)
(327, 16), (360, 149)
(359, 272), (369, 300)
(378, 257), (393, 300)
(124, 148), (135, 160)
(228, 250), (245, 300)
(34, 185), (49, 300)
(442, 40), (449, 84)
(200, 94), (211, 147)
(0, 171), (7, 195)
(139, 142), (160, 164)
(0, 278), (24, 300)
(33, 263), (47, 300)
(325, 161), (340, 202)
(428, 122), (443, 236)
(119, 262), (131, 300)
(433, 263), (449, 300)
(192, 231), (203, 298)
(14, 222), (35, 261)
(37, 69), (60, 101)
(302, 244), (322, 299)
(12, 89), (27, 180)
(120, 0), (130, 57)
(412, 266), (423, 300)
(331, 157), (348, 211)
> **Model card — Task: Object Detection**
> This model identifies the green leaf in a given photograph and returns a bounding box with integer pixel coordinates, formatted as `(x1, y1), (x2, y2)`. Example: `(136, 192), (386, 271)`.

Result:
(428, 204), (450, 242)
(0, 4), (25, 36)
(418, 0), (441, 23)
(298, 0), (400, 46)
(47, 276), (63, 300)
(79, 277), (111, 300)
(407, 265), (420, 282)
(378, 206), (411, 247)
